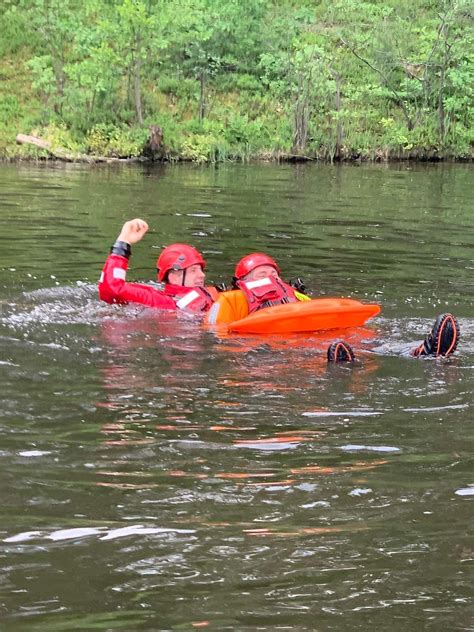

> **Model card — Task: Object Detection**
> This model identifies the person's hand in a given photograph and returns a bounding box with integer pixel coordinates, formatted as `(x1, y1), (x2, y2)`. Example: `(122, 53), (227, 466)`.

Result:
(117, 218), (149, 245)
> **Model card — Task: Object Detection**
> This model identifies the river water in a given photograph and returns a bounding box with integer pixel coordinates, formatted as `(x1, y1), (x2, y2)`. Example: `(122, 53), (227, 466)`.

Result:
(0, 162), (472, 630)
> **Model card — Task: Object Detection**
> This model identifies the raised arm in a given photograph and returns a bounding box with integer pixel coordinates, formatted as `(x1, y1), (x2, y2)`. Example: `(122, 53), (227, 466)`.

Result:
(98, 218), (176, 310)
(116, 218), (149, 245)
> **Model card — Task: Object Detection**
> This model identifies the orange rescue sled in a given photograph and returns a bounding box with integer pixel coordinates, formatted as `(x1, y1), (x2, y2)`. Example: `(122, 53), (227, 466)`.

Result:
(227, 298), (381, 335)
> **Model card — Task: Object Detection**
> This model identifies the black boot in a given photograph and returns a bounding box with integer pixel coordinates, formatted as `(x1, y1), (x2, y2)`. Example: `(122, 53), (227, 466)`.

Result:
(327, 340), (355, 363)
(412, 313), (460, 357)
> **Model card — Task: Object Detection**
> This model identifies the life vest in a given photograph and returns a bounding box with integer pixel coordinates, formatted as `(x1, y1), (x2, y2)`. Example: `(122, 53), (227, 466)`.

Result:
(164, 284), (218, 313)
(236, 277), (298, 314)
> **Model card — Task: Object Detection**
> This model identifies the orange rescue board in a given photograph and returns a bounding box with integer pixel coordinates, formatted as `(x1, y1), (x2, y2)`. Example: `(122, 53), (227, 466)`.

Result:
(227, 298), (381, 335)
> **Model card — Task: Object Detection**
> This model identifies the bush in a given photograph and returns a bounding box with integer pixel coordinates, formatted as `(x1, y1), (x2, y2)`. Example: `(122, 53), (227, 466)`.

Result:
(85, 124), (148, 157)
(36, 122), (84, 153)
(155, 76), (197, 100)
(180, 133), (228, 163)
(218, 73), (262, 93)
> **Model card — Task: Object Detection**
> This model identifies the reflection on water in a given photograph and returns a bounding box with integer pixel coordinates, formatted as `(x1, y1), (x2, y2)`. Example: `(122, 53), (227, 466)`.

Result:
(0, 163), (472, 630)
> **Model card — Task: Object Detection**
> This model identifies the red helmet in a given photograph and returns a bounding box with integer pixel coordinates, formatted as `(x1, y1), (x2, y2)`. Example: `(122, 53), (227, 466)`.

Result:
(157, 244), (206, 282)
(234, 253), (280, 280)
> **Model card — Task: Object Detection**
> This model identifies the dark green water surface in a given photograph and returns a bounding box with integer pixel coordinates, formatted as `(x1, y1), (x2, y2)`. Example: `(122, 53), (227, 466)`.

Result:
(0, 162), (472, 631)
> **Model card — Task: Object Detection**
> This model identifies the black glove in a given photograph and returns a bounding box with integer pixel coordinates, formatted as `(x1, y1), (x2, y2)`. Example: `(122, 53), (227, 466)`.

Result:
(214, 282), (230, 292)
(289, 277), (307, 293)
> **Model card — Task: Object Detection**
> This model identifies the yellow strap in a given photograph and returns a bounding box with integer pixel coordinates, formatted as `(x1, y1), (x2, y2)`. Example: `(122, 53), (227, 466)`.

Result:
(295, 291), (311, 302)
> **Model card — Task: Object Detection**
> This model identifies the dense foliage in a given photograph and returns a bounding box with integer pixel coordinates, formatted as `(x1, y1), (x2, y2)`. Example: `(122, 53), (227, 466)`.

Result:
(1, 0), (472, 161)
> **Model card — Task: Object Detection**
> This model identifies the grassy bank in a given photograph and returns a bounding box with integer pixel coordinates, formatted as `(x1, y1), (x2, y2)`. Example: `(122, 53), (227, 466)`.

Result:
(1, 1), (472, 164)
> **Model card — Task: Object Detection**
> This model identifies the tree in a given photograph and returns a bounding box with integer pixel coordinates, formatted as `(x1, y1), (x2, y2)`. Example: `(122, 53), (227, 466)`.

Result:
(169, 0), (266, 121)
(18, 0), (83, 116)
(331, 0), (473, 147)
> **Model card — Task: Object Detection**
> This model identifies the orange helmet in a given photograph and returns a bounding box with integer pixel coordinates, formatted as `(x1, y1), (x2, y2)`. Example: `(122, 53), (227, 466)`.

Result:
(234, 253), (280, 280)
(157, 244), (206, 282)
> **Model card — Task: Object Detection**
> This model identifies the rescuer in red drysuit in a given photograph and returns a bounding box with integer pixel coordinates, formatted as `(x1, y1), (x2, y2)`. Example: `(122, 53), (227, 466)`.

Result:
(99, 218), (218, 312)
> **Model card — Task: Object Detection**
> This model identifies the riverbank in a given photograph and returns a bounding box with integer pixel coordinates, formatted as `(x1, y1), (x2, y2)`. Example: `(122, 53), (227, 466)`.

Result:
(2, 124), (473, 165)
(3, 101), (472, 164)
(1, 0), (472, 165)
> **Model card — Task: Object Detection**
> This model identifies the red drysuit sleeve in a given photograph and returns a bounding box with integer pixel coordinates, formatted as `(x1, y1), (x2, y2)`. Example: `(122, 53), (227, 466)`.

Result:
(98, 254), (176, 310)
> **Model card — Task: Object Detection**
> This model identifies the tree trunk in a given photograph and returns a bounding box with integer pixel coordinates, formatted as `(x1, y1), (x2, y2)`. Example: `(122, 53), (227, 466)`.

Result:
(142, 125), (165, 161)
(292, 73), (310, 153)
(52, 54), (65, 115)
(134, 56), (143, 125)
(199, 71), (206, 122)
(438, 64), (446, 142)
(438, 32), (452, 144)
(334, 72), (343, 160)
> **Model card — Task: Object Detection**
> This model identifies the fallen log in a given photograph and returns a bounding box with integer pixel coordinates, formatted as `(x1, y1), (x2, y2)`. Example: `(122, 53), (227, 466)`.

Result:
(16, 134), (93, 162)
(15, 133), (139, 163)
(281, 153), (314, 162)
